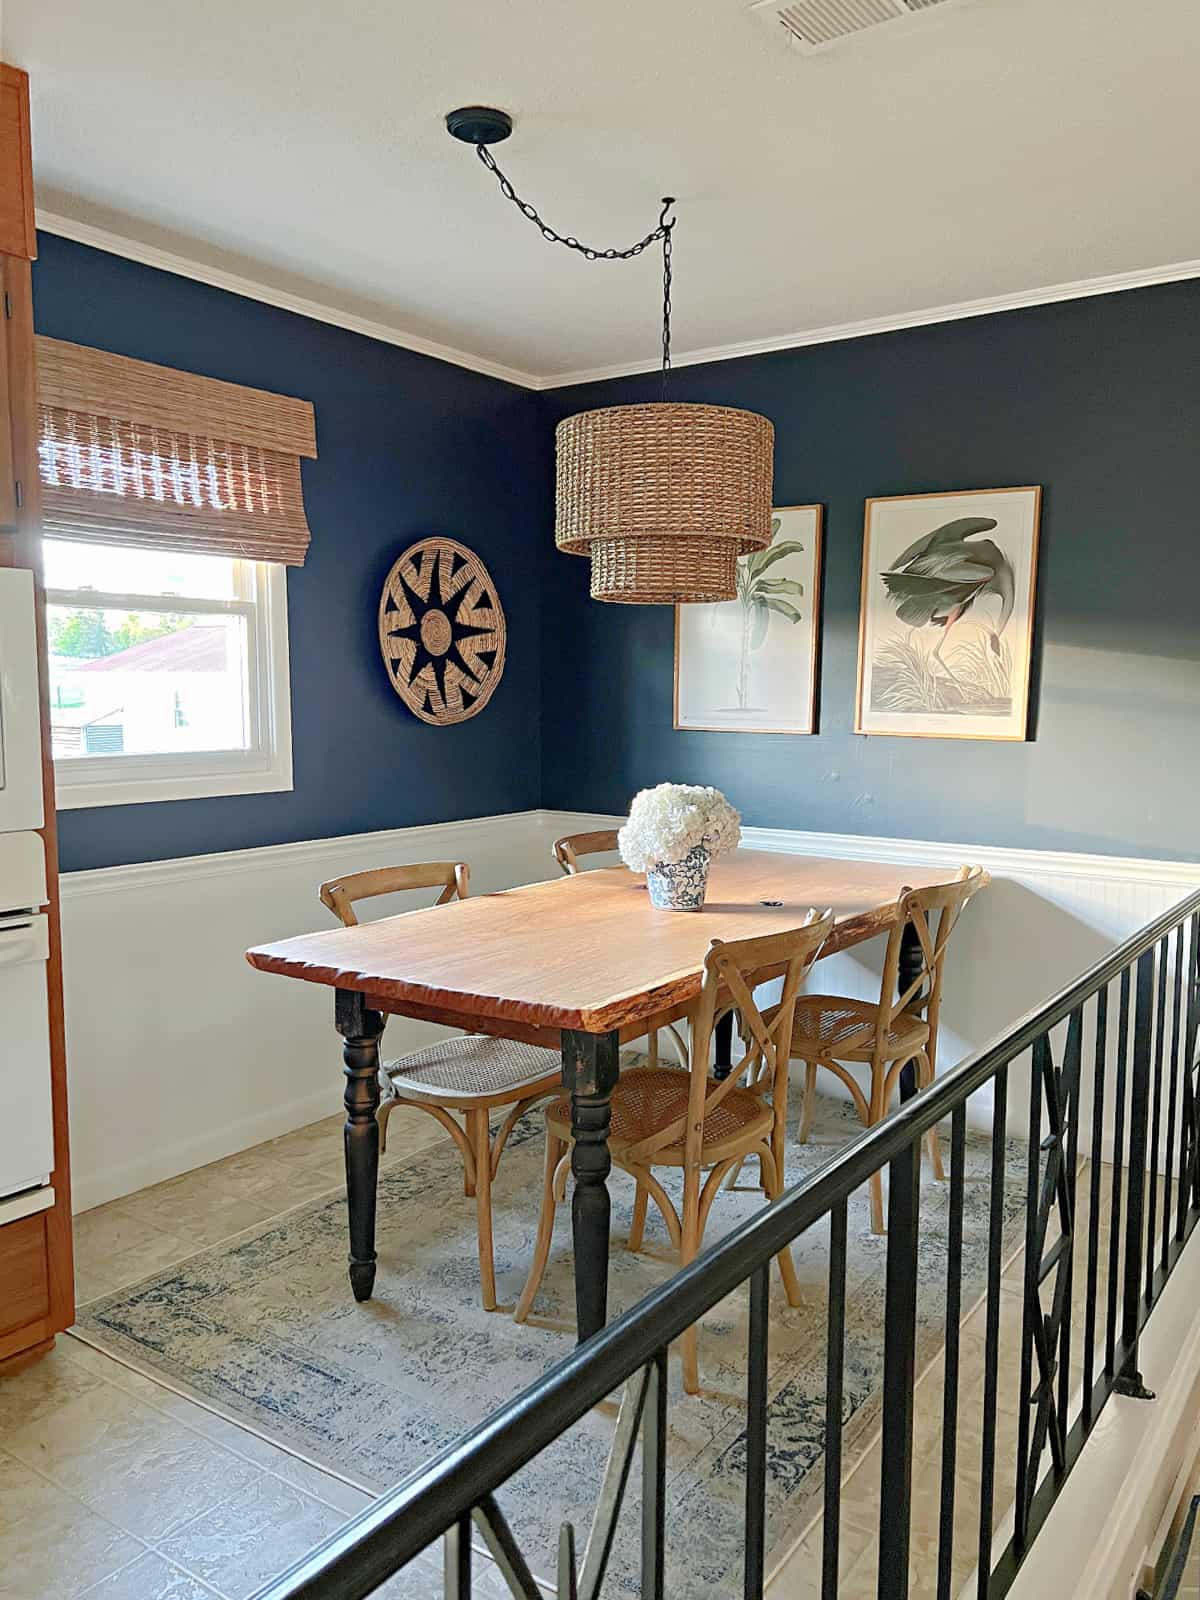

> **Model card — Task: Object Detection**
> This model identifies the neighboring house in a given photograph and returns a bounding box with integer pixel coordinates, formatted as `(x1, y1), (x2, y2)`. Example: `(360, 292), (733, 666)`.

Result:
(49, 623), (243, 758)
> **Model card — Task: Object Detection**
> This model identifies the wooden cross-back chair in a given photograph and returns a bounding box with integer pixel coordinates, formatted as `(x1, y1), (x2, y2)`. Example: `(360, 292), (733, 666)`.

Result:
(785, 866), (988, 1233)
(318, 860), (469, 925)
(552, 829), (621, 876)
(517, 909), (834, 1393)
(317, 860), (561, 1312)
(553, 828), (688, 1070)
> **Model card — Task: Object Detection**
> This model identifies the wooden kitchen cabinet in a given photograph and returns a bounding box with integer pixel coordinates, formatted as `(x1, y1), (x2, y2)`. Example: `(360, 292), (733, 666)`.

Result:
(0, 64), (74, 1373)
(0, 1212), (51, 1339)
(0, 67), (36, 261)
(0, 314), (15, 529)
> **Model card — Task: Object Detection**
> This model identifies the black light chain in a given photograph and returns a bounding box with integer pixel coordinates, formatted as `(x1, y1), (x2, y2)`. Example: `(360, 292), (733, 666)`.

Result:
(660, 204), (673, 401)
(474, 144), (677, 396)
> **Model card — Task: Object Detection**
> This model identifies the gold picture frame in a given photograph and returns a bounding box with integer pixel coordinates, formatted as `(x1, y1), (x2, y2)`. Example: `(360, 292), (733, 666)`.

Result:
(855, 486), (1042, 741)
(673, 503), (823, 735)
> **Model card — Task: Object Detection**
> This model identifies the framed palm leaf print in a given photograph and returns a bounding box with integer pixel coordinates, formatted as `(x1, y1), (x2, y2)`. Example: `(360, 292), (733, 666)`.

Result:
(674, 504), (822, 735)
(855, 486), (1042, 740)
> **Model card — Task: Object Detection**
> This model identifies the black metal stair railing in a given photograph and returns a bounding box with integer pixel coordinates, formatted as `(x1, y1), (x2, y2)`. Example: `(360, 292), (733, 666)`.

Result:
(252, 886), (1200, 1600)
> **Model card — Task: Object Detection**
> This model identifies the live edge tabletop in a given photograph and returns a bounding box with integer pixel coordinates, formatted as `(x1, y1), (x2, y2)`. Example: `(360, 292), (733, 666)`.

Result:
(246, 849), (957, 1339)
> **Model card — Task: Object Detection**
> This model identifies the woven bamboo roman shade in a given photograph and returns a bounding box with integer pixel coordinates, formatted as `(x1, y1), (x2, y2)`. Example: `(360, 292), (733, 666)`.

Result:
(35, 337), (317, 565)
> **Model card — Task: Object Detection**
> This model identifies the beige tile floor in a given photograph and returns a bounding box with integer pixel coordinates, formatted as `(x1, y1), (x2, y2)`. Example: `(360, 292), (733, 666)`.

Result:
(3, 1103), (1127, 1600)
(2, 1111), (519, 1599)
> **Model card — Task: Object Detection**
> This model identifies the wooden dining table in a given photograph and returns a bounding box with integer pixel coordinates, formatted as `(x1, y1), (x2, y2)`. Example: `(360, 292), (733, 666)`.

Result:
(245, 848), (957, 1342)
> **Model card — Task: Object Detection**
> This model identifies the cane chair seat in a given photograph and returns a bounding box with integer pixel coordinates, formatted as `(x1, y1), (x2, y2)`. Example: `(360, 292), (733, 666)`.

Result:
(518, 909), (835, 1392)
(317, 857), (560, 1314)
(543, 1066), (774, 1167)
(385, 1035), (559, 1104)
(779, 995), (930, 1063)
(786, 866), (988, 1235)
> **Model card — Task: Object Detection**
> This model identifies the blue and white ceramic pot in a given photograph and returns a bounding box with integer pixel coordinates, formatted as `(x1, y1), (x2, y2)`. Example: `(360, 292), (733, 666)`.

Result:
(646, 844), (711, 911)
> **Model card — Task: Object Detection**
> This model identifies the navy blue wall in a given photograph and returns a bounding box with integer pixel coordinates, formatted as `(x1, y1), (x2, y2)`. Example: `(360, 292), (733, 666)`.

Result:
(35, 236), (1200, 870)
(34, 234), (548, 872)
(539, 282), (1200, 861)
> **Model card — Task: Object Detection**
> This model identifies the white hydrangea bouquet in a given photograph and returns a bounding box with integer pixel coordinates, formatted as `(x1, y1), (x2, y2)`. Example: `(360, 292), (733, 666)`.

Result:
(618, 783), (741, 911)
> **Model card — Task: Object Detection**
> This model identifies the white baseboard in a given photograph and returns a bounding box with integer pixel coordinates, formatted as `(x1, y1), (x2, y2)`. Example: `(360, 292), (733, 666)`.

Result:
(61, 808), (1199, 1212)
(1007, 1228), (1200, 1600)
(70, 1087), (337, 1216)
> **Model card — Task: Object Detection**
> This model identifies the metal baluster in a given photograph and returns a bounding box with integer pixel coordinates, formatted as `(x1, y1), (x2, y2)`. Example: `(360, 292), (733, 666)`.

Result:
(879, 1140), (921, 1600)
(937, 1104), (966, 1600)
(1146, 938), (1169, 1302)
(473, 1497), (545, 1600)
(578, 1369), (652, 1600)
(977, 1064), (1008, 1597)
(641, 1351), (667, 1600)
(1179, 912), (1200, 1237)
(1116, 950), (1156, 1398)
(744, 1264), (769, 1600)
(445, 1514), (472, 1598)
(1055, 1009), (1083, 1450)
(1164, 925), (1185, 1269)
(1105, 968), (1131, 1377)
(1014, 1039), (1043, 1548)
(1082, 985), (1108, 1428)
(558, 1526), (578, 1600)
(823, 1200), (848, 1600)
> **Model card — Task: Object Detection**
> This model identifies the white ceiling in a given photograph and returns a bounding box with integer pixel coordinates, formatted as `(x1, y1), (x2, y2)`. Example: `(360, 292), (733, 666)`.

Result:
(8, 0), (1200, 383)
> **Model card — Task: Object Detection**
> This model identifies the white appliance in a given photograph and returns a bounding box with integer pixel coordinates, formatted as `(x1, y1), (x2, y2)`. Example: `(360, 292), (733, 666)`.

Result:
(0, 567), (45, 835)
(0, 569), (54, 1214)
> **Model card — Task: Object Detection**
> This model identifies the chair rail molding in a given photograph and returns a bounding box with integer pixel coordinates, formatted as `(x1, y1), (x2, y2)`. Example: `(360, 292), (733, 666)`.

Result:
(59, 809), (552, 900)
(548, 809), (1200, 890)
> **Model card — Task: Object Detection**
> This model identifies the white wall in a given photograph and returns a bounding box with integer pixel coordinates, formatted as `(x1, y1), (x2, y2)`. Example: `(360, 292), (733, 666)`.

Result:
(60, 809), (1200, 1213)
(60, 810), (569, 1212)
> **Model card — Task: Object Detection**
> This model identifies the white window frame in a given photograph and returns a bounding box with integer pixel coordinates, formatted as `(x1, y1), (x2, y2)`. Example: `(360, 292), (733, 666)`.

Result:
(47, 552), (292, 810)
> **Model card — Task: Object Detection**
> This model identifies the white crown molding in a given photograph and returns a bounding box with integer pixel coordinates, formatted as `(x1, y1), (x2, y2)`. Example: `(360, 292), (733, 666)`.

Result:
(35, 210), (544, 391)
(36, 208), (1200, 394)
(537, 257), (1200, 388)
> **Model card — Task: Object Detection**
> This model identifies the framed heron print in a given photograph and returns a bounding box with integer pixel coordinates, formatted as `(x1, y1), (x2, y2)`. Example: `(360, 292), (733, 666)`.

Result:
(674, 504), (823, 735)
(855, 486), (1041, 740)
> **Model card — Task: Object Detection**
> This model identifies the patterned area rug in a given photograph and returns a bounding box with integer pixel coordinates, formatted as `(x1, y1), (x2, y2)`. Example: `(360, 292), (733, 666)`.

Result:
(77, 1086), (1025, 1596)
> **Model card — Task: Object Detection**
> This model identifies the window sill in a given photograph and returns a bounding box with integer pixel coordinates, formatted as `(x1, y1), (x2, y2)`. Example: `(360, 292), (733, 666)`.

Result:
(54, 755), (293, 810)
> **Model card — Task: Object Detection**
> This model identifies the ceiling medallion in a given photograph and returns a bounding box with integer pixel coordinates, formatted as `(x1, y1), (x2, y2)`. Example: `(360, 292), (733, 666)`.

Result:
(378, 537), (507, 725)
(447, 107), (774, 604)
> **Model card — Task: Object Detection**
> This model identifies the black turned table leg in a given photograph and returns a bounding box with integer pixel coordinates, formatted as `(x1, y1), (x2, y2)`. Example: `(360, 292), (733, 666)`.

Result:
(898, 921), (923, 1104)
(713, 1010), (735, 1081)
(336, 989), (385, 1303)
(562, 1029), (620, 1342)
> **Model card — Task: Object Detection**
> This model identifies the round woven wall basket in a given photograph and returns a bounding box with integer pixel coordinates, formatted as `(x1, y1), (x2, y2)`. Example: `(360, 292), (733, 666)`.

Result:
(555, 402), (775, 603)
(378, 537), (507, 725)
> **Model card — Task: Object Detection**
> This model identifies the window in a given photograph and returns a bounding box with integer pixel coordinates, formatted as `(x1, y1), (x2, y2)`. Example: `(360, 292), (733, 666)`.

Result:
(45, 539), (291, 808)
(34, 335), (316, 809)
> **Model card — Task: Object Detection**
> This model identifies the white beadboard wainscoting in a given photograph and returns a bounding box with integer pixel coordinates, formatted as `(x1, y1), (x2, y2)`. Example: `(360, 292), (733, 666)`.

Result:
(60, 811), (571, 1213)
(61, 809), (1200, 1212)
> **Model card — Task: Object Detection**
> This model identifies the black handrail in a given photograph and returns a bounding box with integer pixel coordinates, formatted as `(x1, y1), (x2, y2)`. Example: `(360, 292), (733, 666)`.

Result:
(255, 883), (1200, 1600)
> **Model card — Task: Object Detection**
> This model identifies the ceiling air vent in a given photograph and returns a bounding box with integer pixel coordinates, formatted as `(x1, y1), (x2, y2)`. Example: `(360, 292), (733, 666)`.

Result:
(749, 0), (979, 54)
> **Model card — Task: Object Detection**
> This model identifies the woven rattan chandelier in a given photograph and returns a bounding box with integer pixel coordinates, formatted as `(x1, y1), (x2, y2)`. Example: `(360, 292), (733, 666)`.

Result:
(447, 107), (774, 603)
